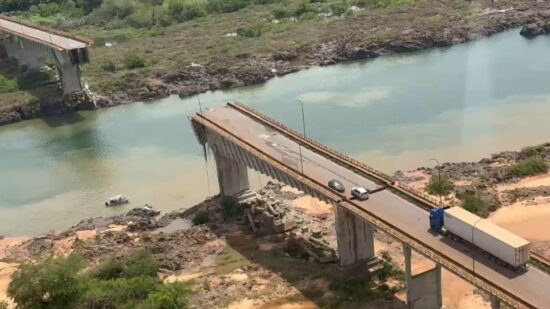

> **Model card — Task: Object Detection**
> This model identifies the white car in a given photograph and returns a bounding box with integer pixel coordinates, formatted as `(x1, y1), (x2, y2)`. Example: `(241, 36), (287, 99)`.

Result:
(351, 187), (369, 201)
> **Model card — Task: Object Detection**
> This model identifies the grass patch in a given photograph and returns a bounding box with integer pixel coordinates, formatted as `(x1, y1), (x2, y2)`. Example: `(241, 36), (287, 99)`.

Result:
(507, 157), (549, 178)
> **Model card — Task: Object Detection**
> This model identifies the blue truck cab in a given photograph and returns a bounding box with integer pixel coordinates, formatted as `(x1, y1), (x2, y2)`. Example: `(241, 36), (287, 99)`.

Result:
(429, 207), (446, 233)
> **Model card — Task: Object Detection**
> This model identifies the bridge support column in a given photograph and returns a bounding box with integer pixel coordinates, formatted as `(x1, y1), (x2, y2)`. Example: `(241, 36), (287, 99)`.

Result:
(335, 205), (376, 277)
(403, 245), (442, 309)
(490, 295), (500, 309)
(212, 148), (250, 197)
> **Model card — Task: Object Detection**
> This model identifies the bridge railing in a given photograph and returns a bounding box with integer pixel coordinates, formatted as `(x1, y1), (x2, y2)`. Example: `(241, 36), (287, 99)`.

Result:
(229, 101), (449, 209)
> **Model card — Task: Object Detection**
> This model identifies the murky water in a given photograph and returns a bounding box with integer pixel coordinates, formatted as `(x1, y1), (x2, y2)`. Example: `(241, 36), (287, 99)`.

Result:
(2, 29), (550, 235)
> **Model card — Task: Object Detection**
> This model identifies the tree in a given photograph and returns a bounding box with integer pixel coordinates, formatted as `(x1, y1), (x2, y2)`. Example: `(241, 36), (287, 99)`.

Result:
(7, 254), (85, 309)
(426, 173), (454, 196)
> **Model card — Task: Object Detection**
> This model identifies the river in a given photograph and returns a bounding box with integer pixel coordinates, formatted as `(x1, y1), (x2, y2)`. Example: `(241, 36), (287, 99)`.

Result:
(1, 29), (550, 236)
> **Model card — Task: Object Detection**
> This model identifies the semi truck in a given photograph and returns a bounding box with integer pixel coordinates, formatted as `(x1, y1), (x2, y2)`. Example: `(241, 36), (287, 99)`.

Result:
(430, 206), (530, 270)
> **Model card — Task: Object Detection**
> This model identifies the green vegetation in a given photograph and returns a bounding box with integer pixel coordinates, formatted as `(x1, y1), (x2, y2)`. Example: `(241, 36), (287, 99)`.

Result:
(519, 145), (546, 159)
(220, 195), (243, 219)
(426, 173), (454, 196)
(462, 194), (489, 218)
(378, 250), (405, 282)
(7, 251), (192, 309)
(124, 53), (146, 69)
(0, 75), (19, 94)
(0, 0), (482, 111)
(8, 254), (86, 309)
(507, 157), (549, 178)
(192, 210), (210, 225)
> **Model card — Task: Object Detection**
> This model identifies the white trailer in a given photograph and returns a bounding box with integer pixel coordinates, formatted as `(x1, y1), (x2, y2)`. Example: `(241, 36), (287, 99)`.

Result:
(443, 207), (530, 268)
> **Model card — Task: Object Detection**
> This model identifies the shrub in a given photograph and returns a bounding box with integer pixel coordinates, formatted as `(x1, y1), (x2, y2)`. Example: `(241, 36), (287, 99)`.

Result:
(142, 282), (192, 309)
(0, 300), (8, 309)
(463, 194), (489, 218)
(93, 257), (126, 280)
(206, 0), (250, 13)
(128, 5), (155, 28)
(220, 195), (243, 219)
(507, 157), (549, 177)
(192, 210), (210, 225)
(101, 61), (117, 72)
(166, 0), (207, 22)
(272, 0), (312, 19)
(80, 277), (158, 308)
(237, 22), (271, 37)
(0, 75), (18, 94)
(328, 1), (349, 15)
(123, 250), (159, 278)
(519, 145), (545, 159)
(426, 173), (454, 196)
(17, 68), (53, 90)
(125, 53), (146, 69)
(7, 254), (86, 309)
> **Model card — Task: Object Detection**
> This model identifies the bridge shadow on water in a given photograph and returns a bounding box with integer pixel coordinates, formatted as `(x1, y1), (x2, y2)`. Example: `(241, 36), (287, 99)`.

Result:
(41, 112), (86, 128)
(210, 225), (407, 308)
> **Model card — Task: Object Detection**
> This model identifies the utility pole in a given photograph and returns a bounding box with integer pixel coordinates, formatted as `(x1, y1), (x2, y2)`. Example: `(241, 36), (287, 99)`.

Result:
(297, 99), (306, 175)
(429, 158), (442, 206)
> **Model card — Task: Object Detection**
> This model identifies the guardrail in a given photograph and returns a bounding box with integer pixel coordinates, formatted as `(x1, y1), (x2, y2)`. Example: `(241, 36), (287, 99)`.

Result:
(193, 111), (534, 309)
(229, 102), (447, 206)
(227, 101), (550, 268)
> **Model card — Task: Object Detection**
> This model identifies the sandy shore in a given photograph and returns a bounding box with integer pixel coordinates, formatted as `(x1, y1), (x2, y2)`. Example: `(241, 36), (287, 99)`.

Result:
(0, 237), (27, 306)
(497, 172), (550, 191)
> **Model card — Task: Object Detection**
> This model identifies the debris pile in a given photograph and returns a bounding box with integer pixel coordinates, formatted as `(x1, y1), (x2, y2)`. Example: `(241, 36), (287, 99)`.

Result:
(242, 182), (338, 264)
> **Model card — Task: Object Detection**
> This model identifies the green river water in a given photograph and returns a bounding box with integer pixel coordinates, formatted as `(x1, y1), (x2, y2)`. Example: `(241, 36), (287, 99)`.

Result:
(1, 29), (550, 235)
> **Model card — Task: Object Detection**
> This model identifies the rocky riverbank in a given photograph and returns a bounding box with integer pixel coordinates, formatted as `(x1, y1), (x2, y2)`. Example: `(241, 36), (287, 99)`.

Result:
(0, 183), (408, 308)
(394, 143), (550, 258)
(94, 1), (550, 107)
(4, 140), (550, 307)
(1, 1), (550, 126)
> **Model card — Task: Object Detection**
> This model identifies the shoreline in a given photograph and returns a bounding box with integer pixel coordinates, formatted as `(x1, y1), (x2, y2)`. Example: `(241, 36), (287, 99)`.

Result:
(2, 142), (550, 307)
(1, 1), (549, 126)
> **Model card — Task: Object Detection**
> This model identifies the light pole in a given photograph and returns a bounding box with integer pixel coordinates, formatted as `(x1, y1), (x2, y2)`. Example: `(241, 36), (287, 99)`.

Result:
(428, 158), (442, 206)
(297, 99), (306, 175)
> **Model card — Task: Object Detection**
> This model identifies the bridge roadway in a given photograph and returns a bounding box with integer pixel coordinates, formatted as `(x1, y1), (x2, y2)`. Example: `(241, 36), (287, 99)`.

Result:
(201, 105), (550, 308)
(0, 15), (90, 50)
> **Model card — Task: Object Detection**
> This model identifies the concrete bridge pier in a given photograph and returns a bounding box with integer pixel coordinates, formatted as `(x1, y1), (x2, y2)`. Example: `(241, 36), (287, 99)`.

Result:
(212, 148), (250, 197)
(335, 205), (378, 277)
(403, 244), (442, 309)
(490, 295), (501, 309)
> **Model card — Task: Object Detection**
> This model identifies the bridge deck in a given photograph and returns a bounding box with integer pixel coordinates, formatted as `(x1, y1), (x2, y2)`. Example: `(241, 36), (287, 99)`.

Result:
(201, 105), (550, 308)
(0, 15), (90, 51)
